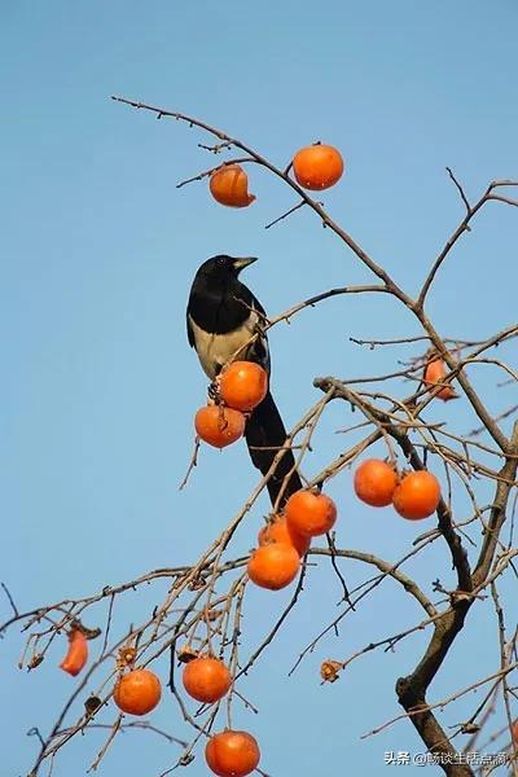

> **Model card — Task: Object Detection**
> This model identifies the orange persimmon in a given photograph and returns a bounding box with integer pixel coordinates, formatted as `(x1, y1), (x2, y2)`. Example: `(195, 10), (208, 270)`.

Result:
(182, 656), (232, 704)
(258, 515), (310, 557)
(219, 361), (268, 412)
(195, 405), (245, 448)
(353, 459), (398, 507)
(113, 668), (162, 715)
(209, 164), (256, 208)
(423, 357), (457, 401)
(247, 543), (300, 590)
(293, 143), (344, 190)
(392, 471), (441, 520)
(205, 730), (260, 777)
(285, 489), (337, 537)
(59, 628), (88, 677)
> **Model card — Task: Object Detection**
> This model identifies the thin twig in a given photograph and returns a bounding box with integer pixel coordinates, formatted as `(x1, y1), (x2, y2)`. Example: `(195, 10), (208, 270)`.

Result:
(264, 199), (306, 229)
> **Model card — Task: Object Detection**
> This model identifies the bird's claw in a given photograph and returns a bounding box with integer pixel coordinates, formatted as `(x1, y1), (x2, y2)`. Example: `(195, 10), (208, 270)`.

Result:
(208, 380), (220, 403)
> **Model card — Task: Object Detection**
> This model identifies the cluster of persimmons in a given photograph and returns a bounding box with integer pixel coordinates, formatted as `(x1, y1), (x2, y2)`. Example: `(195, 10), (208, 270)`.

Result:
(59, 634), (259, 775)
(55, 141), (462, 777)
(354, 459), (441, 519)
(209, 142), (345, 207)
(194, 361), (268, 448)
(194, 360), (338, 593)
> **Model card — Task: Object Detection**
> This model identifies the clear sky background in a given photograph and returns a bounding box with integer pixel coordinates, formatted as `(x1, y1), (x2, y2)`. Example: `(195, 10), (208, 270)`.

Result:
(2, 2), (517, 775)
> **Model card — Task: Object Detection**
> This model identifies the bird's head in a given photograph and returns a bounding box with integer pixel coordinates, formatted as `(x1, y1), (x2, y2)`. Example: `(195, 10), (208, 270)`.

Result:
(196, 255), (258, 283)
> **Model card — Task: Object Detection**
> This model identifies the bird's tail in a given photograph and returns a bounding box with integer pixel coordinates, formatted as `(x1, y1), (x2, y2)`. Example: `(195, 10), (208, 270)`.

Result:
(245, 390), (302, 508)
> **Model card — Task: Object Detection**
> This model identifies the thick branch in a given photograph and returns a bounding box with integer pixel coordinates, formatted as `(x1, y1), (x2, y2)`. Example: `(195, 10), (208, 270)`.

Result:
(395, 422), (518, 776)
(473, 421), (518, 585)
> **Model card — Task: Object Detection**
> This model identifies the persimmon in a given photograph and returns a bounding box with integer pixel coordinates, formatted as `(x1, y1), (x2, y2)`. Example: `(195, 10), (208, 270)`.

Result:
(195, 405), (245, 448)
(219, 361), (268, 412)
(293, 143), (344, 190)
(209, 164), (256, 208)
(392, 470), (441, 520)
(285, 489), (337, 537)
(182, 656), (232, 703)
(423, 357), (457, 401)
(205, 730), (260, 777)
(258, 515), (310, 557)
(353, 459), (398, 507)
(113, 668), (162, 715)
(59, 628), (88, 677)
(247, 542), (300, 590)
(512, 719), (518, 744)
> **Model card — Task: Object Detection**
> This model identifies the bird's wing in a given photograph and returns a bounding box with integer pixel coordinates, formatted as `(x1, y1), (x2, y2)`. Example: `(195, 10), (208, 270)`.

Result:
(248, 292), (270, 373)
(249, 290), (267, 319)
(186, 298), (195, 348)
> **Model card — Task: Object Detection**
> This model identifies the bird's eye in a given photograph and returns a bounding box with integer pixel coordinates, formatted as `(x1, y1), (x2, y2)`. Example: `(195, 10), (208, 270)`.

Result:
(216, 257), (226, 267)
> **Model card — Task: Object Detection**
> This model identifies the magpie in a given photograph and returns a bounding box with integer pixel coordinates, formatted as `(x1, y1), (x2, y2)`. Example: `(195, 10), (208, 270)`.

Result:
(186, 254), (302, 507)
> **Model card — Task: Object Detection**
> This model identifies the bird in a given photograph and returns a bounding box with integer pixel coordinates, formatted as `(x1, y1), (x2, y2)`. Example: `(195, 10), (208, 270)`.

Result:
(186, 254), (302, 507)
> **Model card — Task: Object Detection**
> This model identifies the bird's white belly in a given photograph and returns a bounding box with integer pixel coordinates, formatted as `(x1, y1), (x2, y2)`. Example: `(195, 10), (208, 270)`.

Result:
(189, 314), (260, 379)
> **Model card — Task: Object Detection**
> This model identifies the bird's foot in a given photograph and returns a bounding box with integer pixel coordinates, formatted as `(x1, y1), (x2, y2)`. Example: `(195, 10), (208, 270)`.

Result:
(207, 379), (220, 404)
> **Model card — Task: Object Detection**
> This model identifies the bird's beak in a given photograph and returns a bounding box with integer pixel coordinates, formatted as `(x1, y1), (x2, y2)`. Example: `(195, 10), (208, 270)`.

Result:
(232, 256), (258, 273)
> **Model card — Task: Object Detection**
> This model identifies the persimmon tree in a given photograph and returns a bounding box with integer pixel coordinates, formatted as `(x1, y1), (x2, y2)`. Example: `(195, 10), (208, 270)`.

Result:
(2, 96), (517, 777)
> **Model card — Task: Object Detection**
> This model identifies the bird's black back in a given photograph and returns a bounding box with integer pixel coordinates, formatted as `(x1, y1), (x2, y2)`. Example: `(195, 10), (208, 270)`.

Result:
(187, 274), (262, 339)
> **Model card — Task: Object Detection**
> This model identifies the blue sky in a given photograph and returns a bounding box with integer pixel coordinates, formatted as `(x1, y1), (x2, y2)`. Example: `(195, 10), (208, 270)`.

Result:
(2, 2), (517, 775)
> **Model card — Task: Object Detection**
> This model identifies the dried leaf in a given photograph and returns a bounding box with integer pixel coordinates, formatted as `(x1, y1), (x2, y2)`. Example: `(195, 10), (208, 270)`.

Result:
(177, 644), (199, 664)
(320, 659), (342, 683)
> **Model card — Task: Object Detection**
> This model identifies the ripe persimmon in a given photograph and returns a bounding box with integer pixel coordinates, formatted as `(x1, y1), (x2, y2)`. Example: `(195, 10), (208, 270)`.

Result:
(113, 668), (162, 715)
(285, 489), (337, 537)
(293, 143), (344, 190)
(219, 361), (268, 412)
(512, 719), (518, 744)
(209, 164), (255, 208)
(354, 459), (398, 507)
(182, 656), (232, 704)
(195, 405), (245, 448)
(59, 628), (88, 677)
(392, 470), (441, 520)
(258, 515), (310, 557)
(247, 543), (300, 590)
(423, 357), (457, 401)
(205, 730), (260, 777)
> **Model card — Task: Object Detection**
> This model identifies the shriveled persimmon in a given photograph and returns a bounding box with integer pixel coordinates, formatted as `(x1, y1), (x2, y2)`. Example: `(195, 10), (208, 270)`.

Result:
(219, 361), (268, 412)
(423, 357), (457, 401)
(209, 164), (256, 208)
(285, 488), (337, 537)
(113, 668), (162, 715)
(258, 515), (310, 557)
(205, 730), (260, 777)
(182, 656), (232, 703)
(195, 405), (245, 448)
(392, 470), (441, 520)
(354, 459), (398, 507)
(59, 628), (88, 677)
(247, 542), (300, 590)
(293, 143), (344, 190)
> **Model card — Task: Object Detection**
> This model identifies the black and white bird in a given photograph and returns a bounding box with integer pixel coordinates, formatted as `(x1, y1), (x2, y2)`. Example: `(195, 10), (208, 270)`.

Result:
(186, 254), (302, 507)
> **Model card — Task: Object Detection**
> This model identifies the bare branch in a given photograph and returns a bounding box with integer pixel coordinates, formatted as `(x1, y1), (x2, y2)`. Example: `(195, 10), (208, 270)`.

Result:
(446, 167), (472, 215)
